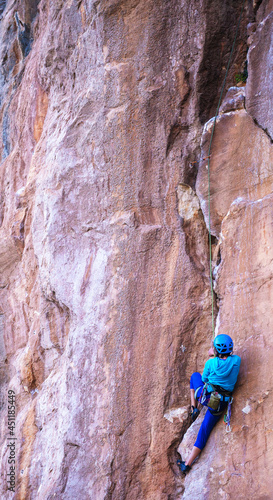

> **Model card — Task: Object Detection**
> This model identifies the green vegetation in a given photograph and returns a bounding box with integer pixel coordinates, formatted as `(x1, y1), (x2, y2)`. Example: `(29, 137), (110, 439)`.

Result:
(235, 61), (248, 85)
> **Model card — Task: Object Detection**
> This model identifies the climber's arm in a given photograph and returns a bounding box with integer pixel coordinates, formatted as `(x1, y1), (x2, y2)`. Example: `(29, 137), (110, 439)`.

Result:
(201, 358), (212, 383)
(231, 355), (241, 385)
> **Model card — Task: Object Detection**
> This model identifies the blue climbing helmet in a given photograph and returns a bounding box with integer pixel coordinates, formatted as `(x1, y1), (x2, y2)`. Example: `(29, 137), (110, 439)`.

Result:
(213, 334), (233, 354)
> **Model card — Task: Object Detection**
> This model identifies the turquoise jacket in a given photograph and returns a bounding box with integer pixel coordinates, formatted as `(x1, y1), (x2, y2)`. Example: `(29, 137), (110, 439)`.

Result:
(202, 355), (241, 392)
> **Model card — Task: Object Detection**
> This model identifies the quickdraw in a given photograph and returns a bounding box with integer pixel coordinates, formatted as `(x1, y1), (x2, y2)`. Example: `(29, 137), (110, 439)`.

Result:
(198, 383), (208, 405)
(224, 397), (233, 433)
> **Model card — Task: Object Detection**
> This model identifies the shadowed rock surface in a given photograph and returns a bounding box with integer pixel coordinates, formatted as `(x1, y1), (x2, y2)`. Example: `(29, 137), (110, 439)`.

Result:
(0, 1), (272, 499)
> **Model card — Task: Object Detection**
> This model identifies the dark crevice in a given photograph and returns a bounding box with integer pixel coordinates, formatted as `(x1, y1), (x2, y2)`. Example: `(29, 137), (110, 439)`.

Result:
(215, 243), (221, 267)
(17, 0), (41, 25)
(166, 68), (191, 156)
(210, 235), (221, 319)
(210, 235), (217, 246)
(0, 2), (41, 160)
(2, 106), (10, 160)
(252, 116), (273, 144)
(45, 295), (70, 355)
(253, 0), (263, 14)
(166, 122), (189, 156)
(0, 0), (6, 18)
(15, 12), (33, 58)
(105, 458), (116, 500)
(181, 154), (200, 189)
(167, 422), (189, 495)
(197, 0), (249, 124)
(183, 217), (207, 274)
(58, 442), (80, 494)
(212, 289), (219, 319)
(210, 234), (219, 259)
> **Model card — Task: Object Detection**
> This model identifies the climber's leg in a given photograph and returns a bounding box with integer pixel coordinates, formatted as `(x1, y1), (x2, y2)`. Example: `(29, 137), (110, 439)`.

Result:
(190, 372), (204, 403)
(190, 388), (196, 407)
(190, 372), (203, 419)
(183, 409), (222, 468)
(185, 446), (201, 467)
(194, 408), (222, 450)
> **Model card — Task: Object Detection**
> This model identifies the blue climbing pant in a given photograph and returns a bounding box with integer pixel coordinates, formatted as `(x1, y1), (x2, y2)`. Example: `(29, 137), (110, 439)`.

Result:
(190, 371), (204, 399)
(190, 372), (227, 450)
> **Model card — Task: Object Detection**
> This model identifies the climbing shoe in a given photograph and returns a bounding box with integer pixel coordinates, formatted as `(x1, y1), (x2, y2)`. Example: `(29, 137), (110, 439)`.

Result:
(191, 406), (200, 422)
(177, 460), (191, 474)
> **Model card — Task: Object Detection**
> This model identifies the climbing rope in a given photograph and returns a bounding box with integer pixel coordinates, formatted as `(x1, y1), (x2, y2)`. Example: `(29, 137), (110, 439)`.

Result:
(206, 1), (246, 337)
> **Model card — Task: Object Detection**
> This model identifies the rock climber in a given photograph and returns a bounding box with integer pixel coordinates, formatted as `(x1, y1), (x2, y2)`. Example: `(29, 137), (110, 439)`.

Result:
(177, 334), (241, 473)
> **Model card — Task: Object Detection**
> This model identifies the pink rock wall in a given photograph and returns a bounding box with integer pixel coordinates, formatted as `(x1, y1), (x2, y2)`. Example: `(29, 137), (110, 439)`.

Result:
(0, 0), (272, 499)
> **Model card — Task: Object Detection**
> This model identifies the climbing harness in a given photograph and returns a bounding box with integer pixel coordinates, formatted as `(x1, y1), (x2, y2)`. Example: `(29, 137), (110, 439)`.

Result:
(205, 1), (246, 338)
(198, 383), (211, 407)
(224, 397), (233, 433)
(194, 385), (203, 401)
(198, 383), (232, 412)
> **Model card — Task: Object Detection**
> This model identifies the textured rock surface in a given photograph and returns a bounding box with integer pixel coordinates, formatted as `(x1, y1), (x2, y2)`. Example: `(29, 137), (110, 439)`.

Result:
(196, 106), (273, 236)
(0, 0), (272, 499)
(246, 10), (273, 139)
(181, 4), (273, 499)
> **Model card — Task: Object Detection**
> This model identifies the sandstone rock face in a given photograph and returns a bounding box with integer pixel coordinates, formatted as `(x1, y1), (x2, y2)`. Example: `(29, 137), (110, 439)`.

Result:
(187, 5), (273, 499)
(0, 1), (272, 499)
(246, 9), (273, 139)
(196, 107), (273, 237)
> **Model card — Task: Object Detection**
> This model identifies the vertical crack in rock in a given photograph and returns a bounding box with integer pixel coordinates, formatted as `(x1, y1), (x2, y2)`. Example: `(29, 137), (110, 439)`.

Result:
(52, 442), (80, 497)
(1, 0), (273, 499)
(0, 0), (6, 17)
(246, 8), (273, 141)
(251, 117), (273, 143)
(166, 66), (191, 156)
(15, 12), (33, 58)
(197, 0), (248, 124)
(253, 0), (264, 14)
(0, 1), (41, 163)
(179, 4), (273, 498)
(177, 183), (210, 276)
(2, 104), (10, 159)
(174, 5), (251, 495)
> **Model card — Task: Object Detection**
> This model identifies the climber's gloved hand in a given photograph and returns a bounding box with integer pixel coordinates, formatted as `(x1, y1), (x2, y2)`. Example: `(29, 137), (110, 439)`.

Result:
(191, 406), (200, 422)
